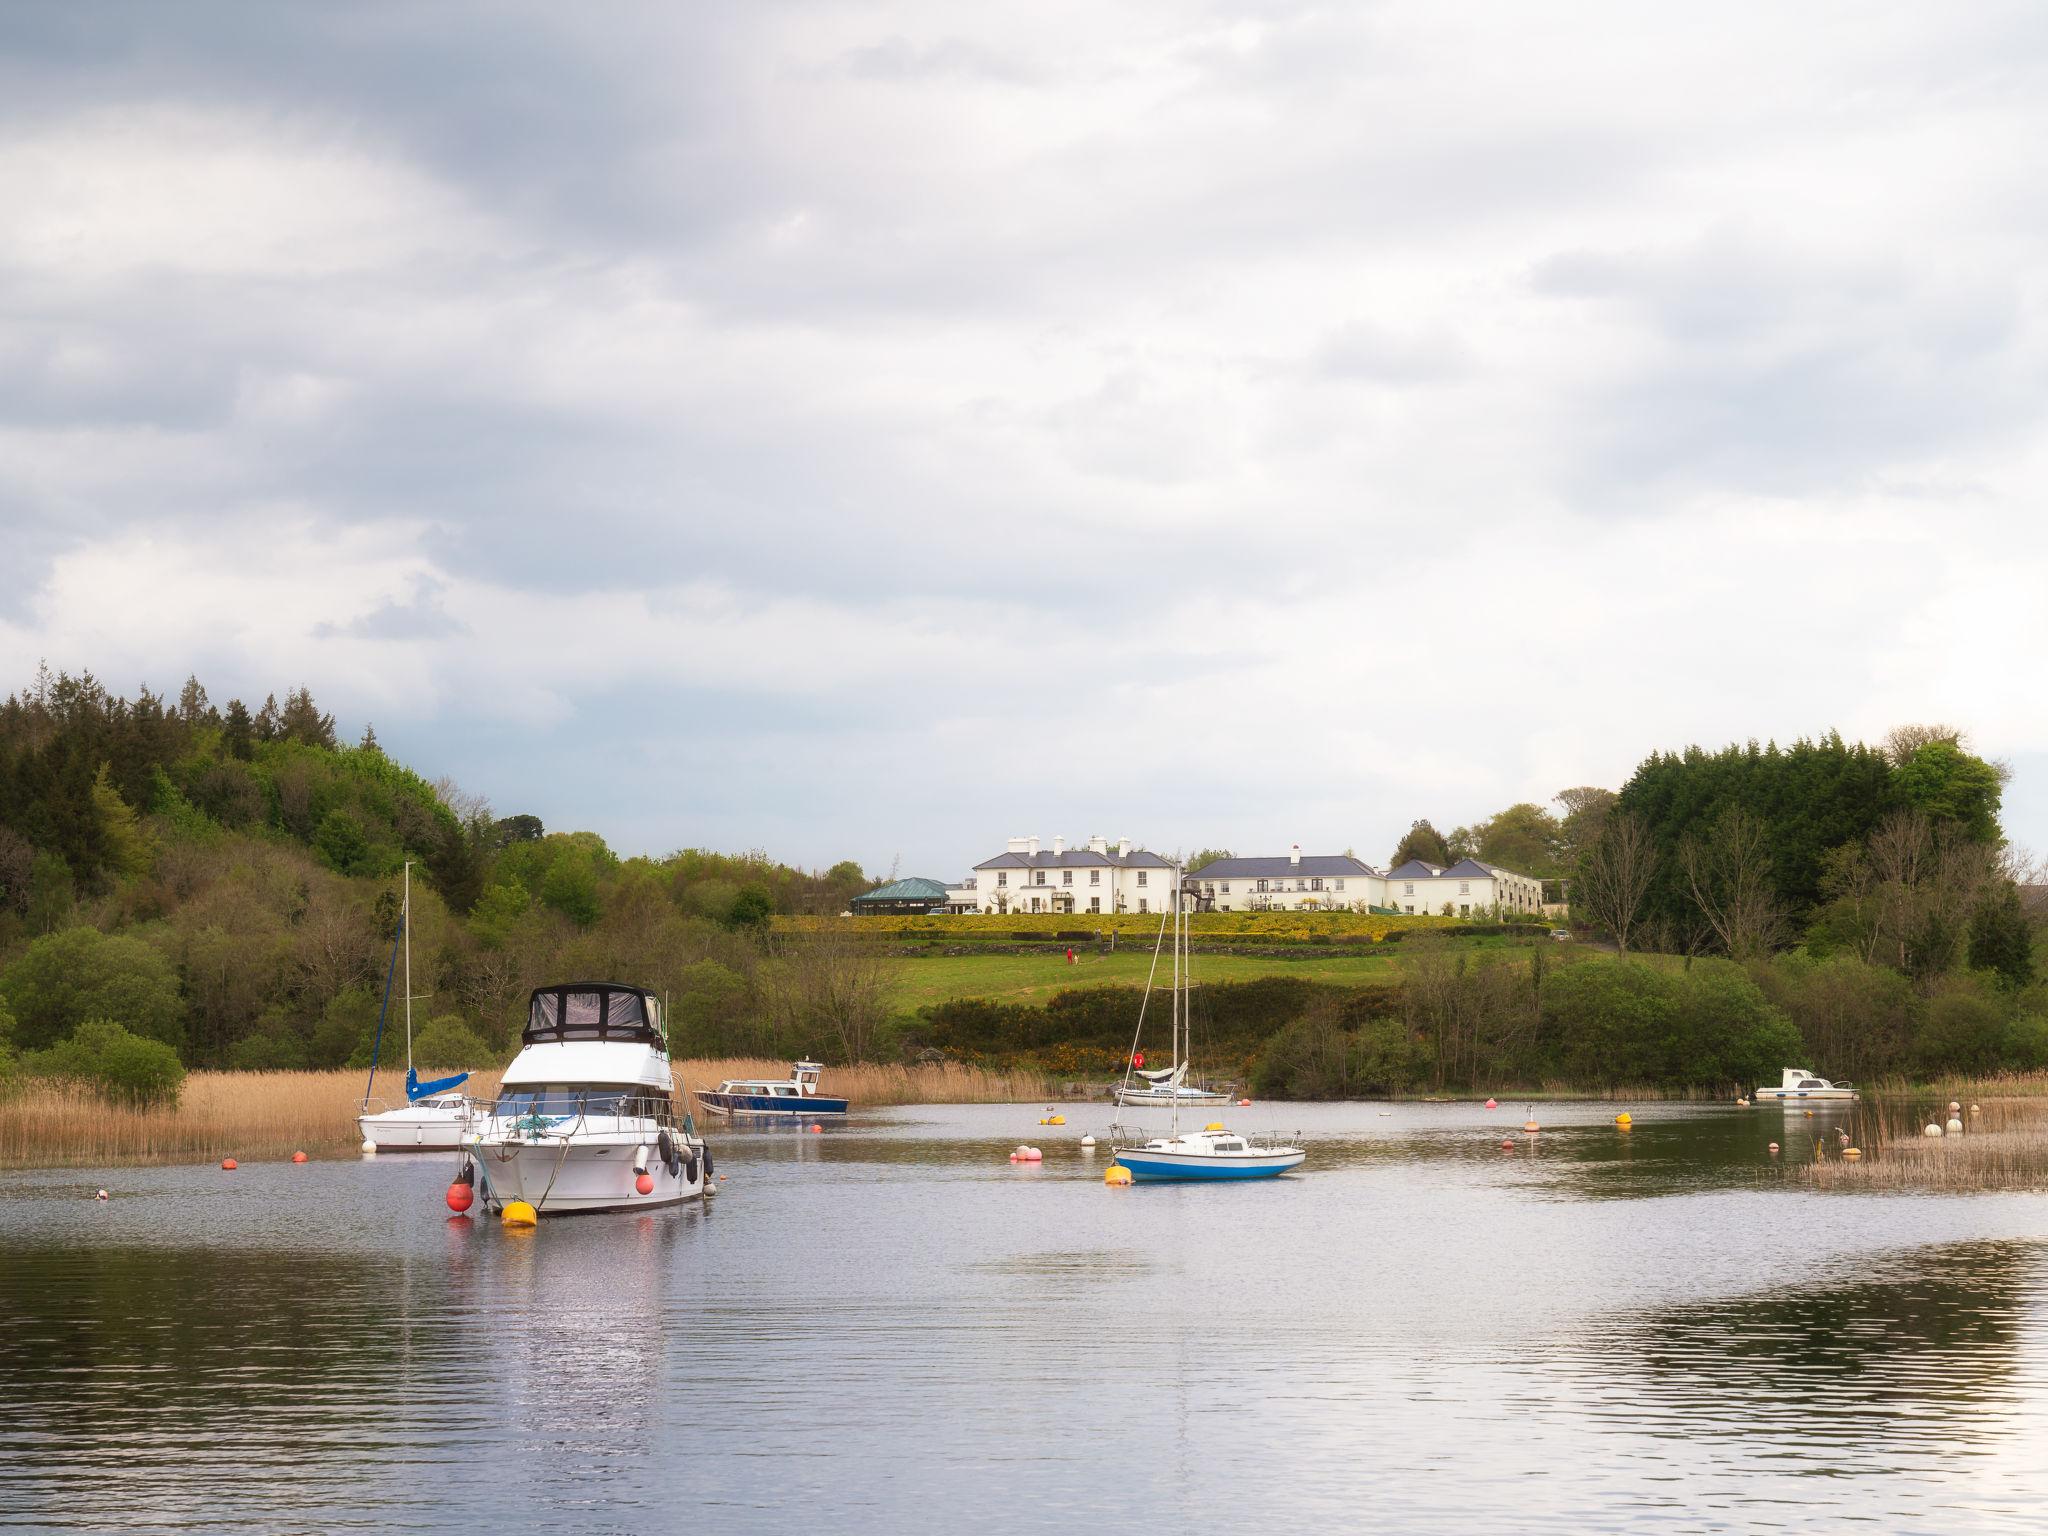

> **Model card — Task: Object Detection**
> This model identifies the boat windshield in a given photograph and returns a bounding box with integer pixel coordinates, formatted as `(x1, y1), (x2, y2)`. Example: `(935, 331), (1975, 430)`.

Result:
(495, 1086), (663, 1118)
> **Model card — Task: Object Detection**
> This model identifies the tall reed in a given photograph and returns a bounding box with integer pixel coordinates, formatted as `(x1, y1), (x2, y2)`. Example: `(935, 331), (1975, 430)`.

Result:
(1800, 1095), (2048, 1193)
(1, 1060), (1057, 1168)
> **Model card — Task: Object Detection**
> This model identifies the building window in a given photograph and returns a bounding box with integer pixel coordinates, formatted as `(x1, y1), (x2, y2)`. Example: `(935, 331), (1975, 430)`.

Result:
(1221, 881), (1230, 893)
(1137, 871), (1148, 887)
(1256, 878), (1268, 892)
(996, 872), (1007, 888)
(1334, 879), (1344, 891)
(1035, 871), (1046, 885)
(1460, 881), (1470, 895)
(1460, 904), (1470, 917)
(1404, 882), (1414, 896)
(1063, 870), (1072, 886)
(1089, 897), (1100, 913)
(1311, 878), (1323, 891)
(1138, 898), (1148, 913)
(1404, 904), (1414, 914)
(1090, 869), (1100, 886)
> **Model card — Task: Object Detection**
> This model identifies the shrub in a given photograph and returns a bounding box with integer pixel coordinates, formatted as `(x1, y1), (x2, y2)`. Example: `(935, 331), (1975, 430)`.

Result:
(227, 1006), (309, 1070)
(28, 1018), (186, 1106)
(2003, 1014), (2048, 1071)
(411, 1014), (492, 1070)
(1914, 985), (2007, 1075)
(0, 926), (186, 1053)
(727, 884), (775, 930)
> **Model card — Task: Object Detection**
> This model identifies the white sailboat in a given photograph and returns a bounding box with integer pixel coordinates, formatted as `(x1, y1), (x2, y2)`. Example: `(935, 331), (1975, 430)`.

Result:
(357, 863), (473, 1152)
(1110, 867), (1305, 1182)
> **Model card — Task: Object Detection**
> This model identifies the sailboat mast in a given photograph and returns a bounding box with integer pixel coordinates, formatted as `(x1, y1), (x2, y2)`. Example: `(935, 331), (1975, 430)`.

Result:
(402, 861), (413, 1076)
(1170, 860), (1182, 1138)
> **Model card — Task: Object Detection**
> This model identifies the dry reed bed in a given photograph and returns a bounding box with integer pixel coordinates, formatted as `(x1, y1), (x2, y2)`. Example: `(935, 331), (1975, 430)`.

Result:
(1801, 1096), (2048, 1193)
(0, 1060), (1056, 1168)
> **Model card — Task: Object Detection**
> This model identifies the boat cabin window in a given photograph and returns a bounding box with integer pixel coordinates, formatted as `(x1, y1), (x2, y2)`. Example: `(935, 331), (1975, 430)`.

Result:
(1798, 1080), (1824, 1089)
(1215, 1140), (1245, 1152)
(495, 1085), (649, 1117)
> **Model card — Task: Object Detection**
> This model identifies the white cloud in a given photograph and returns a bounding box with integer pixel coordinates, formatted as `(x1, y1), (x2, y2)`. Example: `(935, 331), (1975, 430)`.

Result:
(2, 1), (2046, 868)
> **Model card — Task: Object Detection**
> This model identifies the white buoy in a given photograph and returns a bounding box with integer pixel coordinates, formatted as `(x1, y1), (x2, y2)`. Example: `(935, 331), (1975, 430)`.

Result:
(1946, 1117), (1963, 1133)
(1924, 1123), (1943, 1138)
(360, 1138), (378, 1154)
(1079, 1135), (1097, 1148)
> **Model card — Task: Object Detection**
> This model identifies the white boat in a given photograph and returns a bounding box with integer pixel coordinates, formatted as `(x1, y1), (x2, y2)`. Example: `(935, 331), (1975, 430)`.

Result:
(1110, 868), (1304, 1183)
(1754, 1068), (1858, 1103)
(358, 863), (474, 1152)
(462, 981), (710, 1214)
(694, 1061), (851, 1117)
(1114, 1124), (1306, 1180)
(1117, 1061), (1230, 1108)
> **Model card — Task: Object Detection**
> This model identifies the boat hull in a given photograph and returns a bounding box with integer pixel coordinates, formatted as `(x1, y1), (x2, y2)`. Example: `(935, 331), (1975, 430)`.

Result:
(1116, 1089), (1231, 1107)
(358, 1107), (470, 1151)
(1754, 1089), (1858, 1102)
(1113, 1148), (1305, 1181)
(694, 1091), (850, 1117)
(469, 1136), (706, 1213)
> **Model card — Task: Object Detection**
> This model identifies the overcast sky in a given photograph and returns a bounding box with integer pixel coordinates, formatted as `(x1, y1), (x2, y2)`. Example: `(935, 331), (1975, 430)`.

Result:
(2, 1), (2045, 877)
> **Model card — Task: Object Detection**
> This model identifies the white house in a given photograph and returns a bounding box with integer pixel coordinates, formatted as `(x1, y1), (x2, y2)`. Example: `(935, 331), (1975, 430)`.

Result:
(1188, 847), (1384, 912)
(1384, 858), (1543, 918)
(949, 835), (1177, 916)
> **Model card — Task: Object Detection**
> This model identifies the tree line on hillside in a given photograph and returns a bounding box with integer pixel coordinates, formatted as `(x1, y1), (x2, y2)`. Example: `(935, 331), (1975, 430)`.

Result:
(0, 669), (881, 1098)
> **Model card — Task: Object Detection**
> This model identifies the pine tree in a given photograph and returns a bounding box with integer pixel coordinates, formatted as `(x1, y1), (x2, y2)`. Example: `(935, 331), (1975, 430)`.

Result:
(280, 687), (336, 748)
(222, 699), (254, 761)
(254, 694), (282, 742)
(359, 722), (380, 753)
(176, 675), (209, 721)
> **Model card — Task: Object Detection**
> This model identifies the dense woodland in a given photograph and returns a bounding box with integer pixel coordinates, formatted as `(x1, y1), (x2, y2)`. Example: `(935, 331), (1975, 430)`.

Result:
(0, 669), (876, 1096)
(0, 669), (2042, 1103)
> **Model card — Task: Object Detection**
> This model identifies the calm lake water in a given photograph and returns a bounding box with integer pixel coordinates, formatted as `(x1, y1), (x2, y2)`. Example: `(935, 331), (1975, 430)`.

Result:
(3, 1101), (2046, 1534)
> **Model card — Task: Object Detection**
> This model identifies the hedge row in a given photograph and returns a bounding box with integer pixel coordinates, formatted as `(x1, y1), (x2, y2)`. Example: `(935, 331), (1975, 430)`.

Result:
(776, 911), (1533, 943)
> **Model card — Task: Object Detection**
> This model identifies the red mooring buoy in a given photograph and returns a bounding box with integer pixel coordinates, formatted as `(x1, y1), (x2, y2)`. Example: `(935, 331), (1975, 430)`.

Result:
(445, 1181), (474, 1213)
(220, 1158), (238, 1171)
(635, 1173), (655, 1196)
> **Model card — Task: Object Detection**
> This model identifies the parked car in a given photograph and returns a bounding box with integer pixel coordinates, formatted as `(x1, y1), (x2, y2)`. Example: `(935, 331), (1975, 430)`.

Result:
(1549, 928), (1571, 942)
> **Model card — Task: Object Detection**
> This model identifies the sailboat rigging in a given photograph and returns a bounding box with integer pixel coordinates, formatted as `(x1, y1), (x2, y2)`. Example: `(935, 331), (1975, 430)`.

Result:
(357, 863), (474, 1152)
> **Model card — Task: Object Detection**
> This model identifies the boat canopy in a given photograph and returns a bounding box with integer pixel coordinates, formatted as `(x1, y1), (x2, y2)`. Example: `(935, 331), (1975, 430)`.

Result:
(522, 982), (665, 1047)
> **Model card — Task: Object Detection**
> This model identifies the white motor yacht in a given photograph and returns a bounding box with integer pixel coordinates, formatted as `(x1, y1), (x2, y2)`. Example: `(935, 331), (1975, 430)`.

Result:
(1753, 1068), (1858, 1103)
(462, 982), (710, 1214)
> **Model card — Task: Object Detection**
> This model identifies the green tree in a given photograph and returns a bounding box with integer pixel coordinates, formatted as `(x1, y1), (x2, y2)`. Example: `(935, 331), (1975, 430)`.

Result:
(1390, 819), (1452, 868)
(24, 853), (74, 934)
(90, 763), (155, 877)
(1893, 740), (2004, 844)
(279, 686), (337, 748)
(1474, 803), (1563, 877)
(222, 698), (254, 760)
(1189, 848), (1236, 872)
(1539, 960), (1676, 1086)
(313, 810), (372, 876)
(0, 926), (185, 1053)
(312, 988), (378, 1069)
(1968, 882), (2036, 989)
(1914, 984), (2006, 1075)
(28, 1018), (185, 1106)
(669, 960), (754, 1054)
(469, 881), (533, 949)
(727, 883), (775, 930)
(411, 1014), (491, 1069)
(541, 845), (602, 927)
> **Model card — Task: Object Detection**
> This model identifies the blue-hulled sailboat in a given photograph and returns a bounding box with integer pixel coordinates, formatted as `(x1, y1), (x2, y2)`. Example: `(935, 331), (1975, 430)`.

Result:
(357, 864), (474, 1152)
(1109, 866), (1304, 1183)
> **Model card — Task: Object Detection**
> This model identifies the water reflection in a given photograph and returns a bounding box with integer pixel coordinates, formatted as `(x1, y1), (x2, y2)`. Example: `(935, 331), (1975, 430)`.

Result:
(2, 1106), (2046, 1534)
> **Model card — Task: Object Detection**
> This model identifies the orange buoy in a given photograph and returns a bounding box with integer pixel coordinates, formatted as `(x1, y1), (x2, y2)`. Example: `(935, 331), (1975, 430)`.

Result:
(1768, 1142), (1780, 1155)
(220, 1158), (238, 1170)
(635, 1172), (655, 1196)
(1238, 1098), (1252, 1107)
(1500, 1139), (1515, 1150)
(1522, 1120), (1541, 1134)
(445, 1181), (474, 1213)
(1484, 1099), (1498, 1109)
(291, 1151), (308, 1164)
(808, 1123), (823, 1134)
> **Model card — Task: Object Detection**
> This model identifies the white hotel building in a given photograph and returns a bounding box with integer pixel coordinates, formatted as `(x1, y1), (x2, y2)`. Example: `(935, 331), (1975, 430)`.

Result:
(1189, 847), (1543, 917)
(945, 839), (1543, 920)
(946, 836), (1176, 915)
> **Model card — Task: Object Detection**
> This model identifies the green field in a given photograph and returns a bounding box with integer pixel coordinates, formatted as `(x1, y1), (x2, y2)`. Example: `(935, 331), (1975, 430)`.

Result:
(883, 936), (1573, 1011)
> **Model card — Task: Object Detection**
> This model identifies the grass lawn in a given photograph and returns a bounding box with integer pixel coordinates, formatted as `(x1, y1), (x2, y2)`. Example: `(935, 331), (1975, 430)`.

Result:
(886, 948), (1403, 1011)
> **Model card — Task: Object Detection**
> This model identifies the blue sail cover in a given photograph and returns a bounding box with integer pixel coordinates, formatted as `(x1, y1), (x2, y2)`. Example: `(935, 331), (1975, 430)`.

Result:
(406, 1066), (470, 1101)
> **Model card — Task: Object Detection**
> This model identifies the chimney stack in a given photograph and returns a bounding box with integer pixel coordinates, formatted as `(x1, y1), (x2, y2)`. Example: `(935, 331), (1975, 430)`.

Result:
(1290, 843), (1302, 868)
(1052, 836), (1066, 856)
(1117, 837), (1131, 858)
(1007, 836), (1030, 855)
(1087, 834), (1107, 855)
(1026, 835), (1040, 857)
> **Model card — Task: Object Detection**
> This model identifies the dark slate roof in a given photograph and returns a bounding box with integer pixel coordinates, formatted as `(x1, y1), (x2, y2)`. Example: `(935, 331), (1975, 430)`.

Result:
(852, 877), (951, 902)
(1190, 854), (1380, 879)
(1443, 857), (1504, 879)
(1385, 859), (1446, 879)
(973, 848), (1172, 870)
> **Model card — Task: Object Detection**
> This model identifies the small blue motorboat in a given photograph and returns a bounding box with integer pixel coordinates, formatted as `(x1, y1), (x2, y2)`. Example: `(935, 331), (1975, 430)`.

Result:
(694, 1060), (850, 1118)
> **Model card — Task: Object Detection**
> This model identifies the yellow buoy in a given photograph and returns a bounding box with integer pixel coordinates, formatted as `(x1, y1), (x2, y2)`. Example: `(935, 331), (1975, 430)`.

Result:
(1614, 1112), (1632, 1125)
(501, 1200), (538, 1227)
(1104, 1165), (1133, 1186)
(1038, 1115), (1066, 1125)
(1843, 1147), (1862, 1160)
